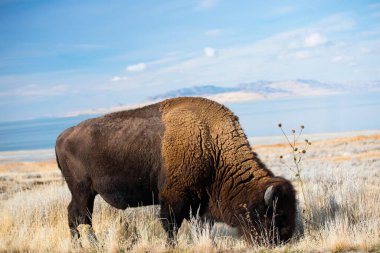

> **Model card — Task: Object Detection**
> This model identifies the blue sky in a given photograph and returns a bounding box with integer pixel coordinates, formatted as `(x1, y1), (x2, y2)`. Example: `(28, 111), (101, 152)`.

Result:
(0, 0), (380, 121)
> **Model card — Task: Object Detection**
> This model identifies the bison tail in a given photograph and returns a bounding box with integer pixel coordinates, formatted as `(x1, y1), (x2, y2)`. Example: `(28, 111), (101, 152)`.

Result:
(55, 146), (66, 186)
(55, 146), (62, 171)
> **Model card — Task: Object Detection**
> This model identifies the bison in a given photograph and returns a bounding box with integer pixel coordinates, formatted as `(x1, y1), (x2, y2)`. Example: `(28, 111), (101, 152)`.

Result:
(55, 97), (296, 245)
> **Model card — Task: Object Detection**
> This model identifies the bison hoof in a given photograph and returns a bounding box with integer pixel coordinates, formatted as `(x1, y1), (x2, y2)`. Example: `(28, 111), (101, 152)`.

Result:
(77, 224), (99, 249)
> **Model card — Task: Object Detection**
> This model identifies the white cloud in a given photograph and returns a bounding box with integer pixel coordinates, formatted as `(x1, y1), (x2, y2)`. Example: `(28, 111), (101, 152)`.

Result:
(369, 3), (380, 9)
(293, 51), (312, 60)
(21, 85), (70, 97)
(280, 49), (312, 60)
(316, 14), (355, 32)
(0, 84), (70, 98)
(126, 63), (146, 72)
(111, 76), (128, 82)
(204, 29), (222, 36)
(371, 11), (380, 18)
(271, 6), (295, 16)
(304, 33), (327, 47)
(268, 81), (336, 96)
(149, 51), (197, 66)
(102, 14), (378, 94)
(195, 0), (217, 11)
(288, 32), (328, 50)
(331, 55), (352, 63)
(204, 47), (216, 57)
(359, 47), (371, 54)
(331, 56), (344, 63)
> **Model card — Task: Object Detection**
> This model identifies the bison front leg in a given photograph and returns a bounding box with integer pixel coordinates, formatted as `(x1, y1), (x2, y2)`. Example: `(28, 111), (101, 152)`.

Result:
(159, 189), (190, 245)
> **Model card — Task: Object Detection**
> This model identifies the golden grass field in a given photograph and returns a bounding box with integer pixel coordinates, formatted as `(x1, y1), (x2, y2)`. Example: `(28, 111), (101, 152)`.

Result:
(0, 133), (379, 252)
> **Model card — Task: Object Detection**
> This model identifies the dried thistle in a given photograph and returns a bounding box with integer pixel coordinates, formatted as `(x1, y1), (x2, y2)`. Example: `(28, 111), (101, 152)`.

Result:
(278, 123), (312, 225)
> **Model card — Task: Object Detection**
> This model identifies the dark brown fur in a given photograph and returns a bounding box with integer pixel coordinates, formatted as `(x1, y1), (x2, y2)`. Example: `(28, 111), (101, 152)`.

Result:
(56, 97), (296, 244)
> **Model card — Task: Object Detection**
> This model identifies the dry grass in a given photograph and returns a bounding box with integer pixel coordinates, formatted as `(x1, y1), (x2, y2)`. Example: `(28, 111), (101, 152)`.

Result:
(0, 160), (57, 173)
(0, 133), (379, 252)
(0, 159), (61, 200)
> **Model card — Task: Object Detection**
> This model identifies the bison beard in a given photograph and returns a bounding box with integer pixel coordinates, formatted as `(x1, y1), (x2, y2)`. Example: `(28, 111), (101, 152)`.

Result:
(55, 97), (296, 245)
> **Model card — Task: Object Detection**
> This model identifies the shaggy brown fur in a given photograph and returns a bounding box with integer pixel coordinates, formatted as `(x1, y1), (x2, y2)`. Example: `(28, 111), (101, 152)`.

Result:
(56, 97), (296, 245)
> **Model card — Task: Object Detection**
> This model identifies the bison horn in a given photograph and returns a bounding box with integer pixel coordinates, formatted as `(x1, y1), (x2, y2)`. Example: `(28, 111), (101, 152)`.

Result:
(264, 185), (275, 206)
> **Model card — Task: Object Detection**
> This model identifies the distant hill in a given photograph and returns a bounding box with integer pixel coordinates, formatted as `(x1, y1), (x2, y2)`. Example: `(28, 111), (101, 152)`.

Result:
(150, 80), (380, 103)
(150, 85), (239, 100)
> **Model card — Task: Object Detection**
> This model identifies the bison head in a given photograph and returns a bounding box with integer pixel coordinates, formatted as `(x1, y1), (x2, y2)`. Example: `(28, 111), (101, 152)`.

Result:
(239, 178), (296, 245)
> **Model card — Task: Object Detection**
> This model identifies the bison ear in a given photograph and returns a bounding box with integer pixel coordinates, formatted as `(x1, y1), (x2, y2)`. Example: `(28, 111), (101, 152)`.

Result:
(264, 185), (275, 206)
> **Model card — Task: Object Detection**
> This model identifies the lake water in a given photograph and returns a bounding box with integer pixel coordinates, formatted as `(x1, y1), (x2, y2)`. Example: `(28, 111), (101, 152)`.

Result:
(228, 91), (380, 139)
(0, 92), (379, 151)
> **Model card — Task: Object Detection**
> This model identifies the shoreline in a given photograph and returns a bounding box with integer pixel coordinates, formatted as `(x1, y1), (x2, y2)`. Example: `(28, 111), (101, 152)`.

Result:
(0, 129), (379, 164)
(0, 148), (56, 164)
(249, 129), (380, 145)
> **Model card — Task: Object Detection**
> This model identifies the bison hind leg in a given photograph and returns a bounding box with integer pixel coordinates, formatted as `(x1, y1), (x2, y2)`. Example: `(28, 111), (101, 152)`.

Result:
(67, 184), (97, 243)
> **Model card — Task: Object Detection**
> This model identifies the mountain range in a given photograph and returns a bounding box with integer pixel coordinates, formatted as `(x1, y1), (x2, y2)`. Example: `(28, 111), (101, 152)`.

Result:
(64, 79), (380, 117)
(150, 79), (380, 103)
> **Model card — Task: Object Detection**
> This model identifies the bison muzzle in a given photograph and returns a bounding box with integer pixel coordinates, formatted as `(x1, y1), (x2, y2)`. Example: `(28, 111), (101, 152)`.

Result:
(55, 97), (296, 245)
